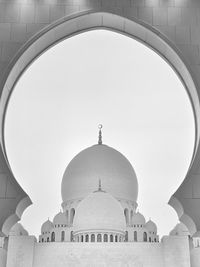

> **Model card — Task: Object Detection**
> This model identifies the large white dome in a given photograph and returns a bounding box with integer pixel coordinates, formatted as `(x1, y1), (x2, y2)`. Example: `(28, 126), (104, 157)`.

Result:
(73, 189), (126, 233)
(61, 144), (138, 203)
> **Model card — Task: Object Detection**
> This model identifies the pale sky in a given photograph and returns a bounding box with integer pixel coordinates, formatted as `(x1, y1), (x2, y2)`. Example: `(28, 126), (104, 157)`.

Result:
(4, 30), (195, 238)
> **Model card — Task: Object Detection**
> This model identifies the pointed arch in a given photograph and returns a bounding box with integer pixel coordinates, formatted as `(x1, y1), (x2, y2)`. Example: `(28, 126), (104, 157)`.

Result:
(66, 210), (69, 226)
(125, 231), (128, 242)
(70, 231), (73, 242)
(51, 231), (55, 242)
(97, 234), (102, 242)
(143, 232), (147, 242)
(134, 231), (137, 242)
(0, 10), (199, 237)
(104, 234), (108, 242)
(85, 234), (89, 242)
(70, 208), (75, 226)
(124, 209), (129, 225)
(130, 210), (134, 226)
(91, 234), (95, 242)
(61, 231), (65, 242)
(110, 234), (113, 242)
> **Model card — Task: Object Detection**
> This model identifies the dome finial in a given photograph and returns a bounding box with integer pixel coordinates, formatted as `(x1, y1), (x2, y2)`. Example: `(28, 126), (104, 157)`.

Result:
(98, 124), (103, 145)
(94, 179), (105, 193)
(98, 179), (102, 191)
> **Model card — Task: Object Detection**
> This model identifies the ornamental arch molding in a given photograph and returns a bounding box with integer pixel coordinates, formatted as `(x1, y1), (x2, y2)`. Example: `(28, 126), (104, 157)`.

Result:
(0, 9), (200, 236)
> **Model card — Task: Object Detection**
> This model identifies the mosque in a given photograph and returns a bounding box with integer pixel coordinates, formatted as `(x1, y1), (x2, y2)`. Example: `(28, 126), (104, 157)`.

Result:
(3, 126), (200, 266)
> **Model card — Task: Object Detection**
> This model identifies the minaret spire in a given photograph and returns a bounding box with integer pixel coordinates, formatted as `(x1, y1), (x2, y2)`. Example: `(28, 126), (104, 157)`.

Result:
(98, 124), (103, 145)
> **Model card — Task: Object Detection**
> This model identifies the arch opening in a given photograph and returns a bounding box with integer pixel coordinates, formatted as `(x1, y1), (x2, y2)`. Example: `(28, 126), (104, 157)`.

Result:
(1, 12), (196, 239)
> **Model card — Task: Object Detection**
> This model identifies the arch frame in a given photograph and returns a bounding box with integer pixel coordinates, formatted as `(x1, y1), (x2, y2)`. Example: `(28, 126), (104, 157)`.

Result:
(0, 10), (199, 235)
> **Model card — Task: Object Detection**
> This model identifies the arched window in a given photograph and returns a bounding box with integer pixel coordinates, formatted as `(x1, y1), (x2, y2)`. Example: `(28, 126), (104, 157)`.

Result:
(70, 231), (73, 242)
(51, 232), (55, 242)
(115, 235), (118, 242)
(154, 238), (157, 242)
(125, 231), (128, 242)
(124, 208), (129, 225)
(85, 234), (89, 242)
(97, 234), (102, 242)
(81, 235), (84, 242)
(104, 234), (108, 242)
(110, 235), (113, 242)
(42, 238), (44, 243)
(66, 210), (69, 226)
(149, 237), (151, 242)
(61, 231), (65, 242)
(47, 237), (49, 242)
(134, 231), (137, 242)
(91, 234), (95, 242)
(143, 232), (147, 242)
(130, 210), (133, 226)
(70, 208), (75, 226)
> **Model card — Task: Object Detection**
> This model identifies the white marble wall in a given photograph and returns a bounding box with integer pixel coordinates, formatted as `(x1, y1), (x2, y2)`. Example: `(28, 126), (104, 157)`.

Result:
(6, 235), (36, 267)
(6, 235), (191, 267)
(191, 246), (200, 267)
(0, 248), (7, 267)
(162, 235), (191, 267)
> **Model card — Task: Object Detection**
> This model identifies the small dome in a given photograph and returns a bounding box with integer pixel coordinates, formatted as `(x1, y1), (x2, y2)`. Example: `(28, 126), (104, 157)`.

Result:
(61, 144), (138, 203)
(53, 212), (67, 226)
(145, 219), (157, 233)
(41, 219), (53, 234)
(73, 189), (126, 233)
(9, 223), (28, 236)
(132, 212), (146, 225)
(170, 222), (190, 236)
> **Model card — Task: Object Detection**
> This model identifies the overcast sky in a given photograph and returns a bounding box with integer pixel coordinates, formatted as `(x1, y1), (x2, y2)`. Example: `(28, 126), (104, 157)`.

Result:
(4, 30), (195, 238)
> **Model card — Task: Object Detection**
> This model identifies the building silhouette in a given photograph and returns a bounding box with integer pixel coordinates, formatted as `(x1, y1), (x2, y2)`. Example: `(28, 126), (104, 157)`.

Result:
(5, 127), (196, 267)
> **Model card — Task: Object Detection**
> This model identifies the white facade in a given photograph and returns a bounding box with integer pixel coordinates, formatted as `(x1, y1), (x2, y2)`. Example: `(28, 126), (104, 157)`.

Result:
(4, 135), (200, 266)
(7, 234), (191, 267)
